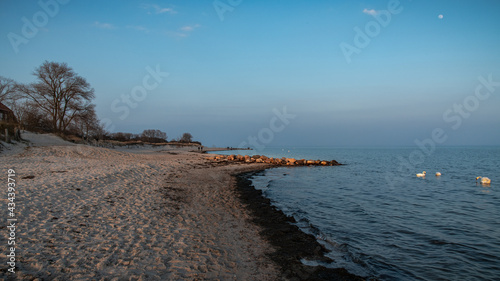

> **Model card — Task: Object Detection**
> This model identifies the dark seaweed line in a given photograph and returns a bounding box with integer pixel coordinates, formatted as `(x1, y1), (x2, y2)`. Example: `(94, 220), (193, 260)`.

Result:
(235, 170), (366, 281)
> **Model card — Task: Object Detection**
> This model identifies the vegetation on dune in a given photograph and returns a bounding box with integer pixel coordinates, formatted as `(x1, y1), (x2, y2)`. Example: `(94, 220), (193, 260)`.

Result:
(0, 61), (199, 145)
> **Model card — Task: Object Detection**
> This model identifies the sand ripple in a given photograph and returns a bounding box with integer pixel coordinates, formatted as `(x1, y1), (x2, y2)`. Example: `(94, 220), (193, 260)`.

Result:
(1, 144), (279, 280)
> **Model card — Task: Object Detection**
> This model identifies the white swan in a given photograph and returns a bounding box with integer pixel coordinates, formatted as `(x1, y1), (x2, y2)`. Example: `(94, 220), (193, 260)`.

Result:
(435, 172), (441, 176)
(416, 171), (426, 177)
(476, 176), (491, 184)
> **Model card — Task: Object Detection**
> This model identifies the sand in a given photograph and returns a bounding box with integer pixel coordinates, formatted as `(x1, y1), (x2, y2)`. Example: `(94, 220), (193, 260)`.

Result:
(0, 133), (280, 280)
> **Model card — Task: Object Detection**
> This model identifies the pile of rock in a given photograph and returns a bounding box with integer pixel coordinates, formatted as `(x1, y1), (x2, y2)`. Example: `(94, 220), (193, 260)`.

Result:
(207, 154), (341, 166)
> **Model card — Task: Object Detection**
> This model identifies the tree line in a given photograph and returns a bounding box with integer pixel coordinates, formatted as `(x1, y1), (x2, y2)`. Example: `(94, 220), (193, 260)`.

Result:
(0, 61), (196, 144)
(110, 131), (195, 144)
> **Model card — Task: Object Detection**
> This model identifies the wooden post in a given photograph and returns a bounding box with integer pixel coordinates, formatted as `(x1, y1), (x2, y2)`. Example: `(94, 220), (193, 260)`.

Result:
(15, 128), (21, 141)
(5, 128), (9, 142)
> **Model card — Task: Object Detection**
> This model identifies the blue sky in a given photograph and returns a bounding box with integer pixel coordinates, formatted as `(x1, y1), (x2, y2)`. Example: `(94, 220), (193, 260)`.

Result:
(1, 0), (499, 147)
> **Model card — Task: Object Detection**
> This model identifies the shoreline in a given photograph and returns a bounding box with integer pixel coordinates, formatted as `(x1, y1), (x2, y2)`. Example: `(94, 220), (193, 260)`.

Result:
(202, 147), (252, 152)
(234, 169), (365, 281)
(1, 134), (362, 280)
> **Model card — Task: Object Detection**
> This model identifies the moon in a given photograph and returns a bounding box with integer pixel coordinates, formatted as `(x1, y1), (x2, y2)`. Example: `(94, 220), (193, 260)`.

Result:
(438, 14), (444, 19)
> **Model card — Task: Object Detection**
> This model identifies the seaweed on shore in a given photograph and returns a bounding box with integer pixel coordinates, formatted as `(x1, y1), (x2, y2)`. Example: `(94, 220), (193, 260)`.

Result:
(235, 170), (365, 281)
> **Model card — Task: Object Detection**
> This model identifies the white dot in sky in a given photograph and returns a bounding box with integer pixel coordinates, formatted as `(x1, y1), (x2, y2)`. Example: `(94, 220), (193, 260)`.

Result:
(438, 14), (444, 19)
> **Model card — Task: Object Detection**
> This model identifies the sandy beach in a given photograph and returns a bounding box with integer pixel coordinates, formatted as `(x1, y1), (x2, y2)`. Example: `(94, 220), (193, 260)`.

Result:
(1, 133), (281, 280)
(1, 133), (365, 281)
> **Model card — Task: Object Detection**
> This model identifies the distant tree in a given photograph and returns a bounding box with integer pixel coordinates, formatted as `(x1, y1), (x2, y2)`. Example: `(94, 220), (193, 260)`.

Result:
(0, 76), (18, 103)
(111, 132), (125, 141)
(93, 122), (107, 141)
(72, 105), (102, 140)
(18, 61), (95, 134)
(11, 100), (32, 129)
(180, 132), (193, 143)
(141, 129), (167, 143)
(111, 132), (137, 142)
(19, 101), (52, 132)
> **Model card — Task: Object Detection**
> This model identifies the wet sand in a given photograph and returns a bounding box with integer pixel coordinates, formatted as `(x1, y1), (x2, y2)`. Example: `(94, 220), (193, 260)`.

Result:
(236, 171), (365, 281)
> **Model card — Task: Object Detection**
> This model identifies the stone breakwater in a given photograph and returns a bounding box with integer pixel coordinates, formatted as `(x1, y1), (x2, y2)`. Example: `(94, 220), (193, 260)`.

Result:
(207, 154), (341, 166)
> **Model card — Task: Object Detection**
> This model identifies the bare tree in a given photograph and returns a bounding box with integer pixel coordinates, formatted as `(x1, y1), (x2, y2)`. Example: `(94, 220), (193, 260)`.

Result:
(180, 132), (193, 143)
(18, 101), (52, 132)
(73, 104), (102, 140)
(0, 76), (18, 103)
(141, 129), (167, 143)
(10, 99), (31, 128)
(111, 132), (137, 142)
(18, 61), (95, 134)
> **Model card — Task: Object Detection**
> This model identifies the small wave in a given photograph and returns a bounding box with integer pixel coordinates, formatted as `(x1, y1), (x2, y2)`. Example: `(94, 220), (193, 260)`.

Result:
(248, 146), (500, 280)
(429, 239), (450, 245)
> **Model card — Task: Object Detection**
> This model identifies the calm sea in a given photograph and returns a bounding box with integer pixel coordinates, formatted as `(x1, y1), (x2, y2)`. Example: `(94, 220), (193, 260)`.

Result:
(213, 146), (500, 280)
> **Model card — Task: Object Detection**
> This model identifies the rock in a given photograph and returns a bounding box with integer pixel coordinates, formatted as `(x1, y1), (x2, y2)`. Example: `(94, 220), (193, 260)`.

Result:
(244, 157), (256, 163)
(206, 152), (341, 167)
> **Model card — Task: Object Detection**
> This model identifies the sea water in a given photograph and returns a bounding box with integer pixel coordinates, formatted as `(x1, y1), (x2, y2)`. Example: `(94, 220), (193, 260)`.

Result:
(213, 146), (500, 280)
